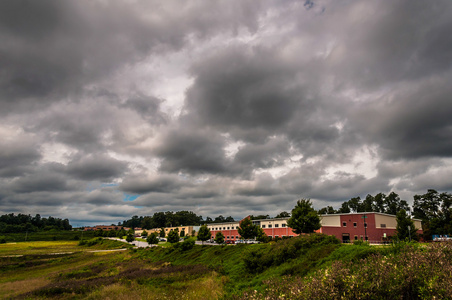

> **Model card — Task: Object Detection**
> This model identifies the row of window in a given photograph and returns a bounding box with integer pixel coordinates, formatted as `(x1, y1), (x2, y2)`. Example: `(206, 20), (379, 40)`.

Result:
(342, 222), (368, 228)
(210, 223), (287, 230)
(261, 223), (286, 228)
(211, 235), (287, 239)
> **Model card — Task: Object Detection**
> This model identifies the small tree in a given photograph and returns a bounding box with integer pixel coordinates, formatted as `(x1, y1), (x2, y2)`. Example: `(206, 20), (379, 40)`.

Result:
(197, 225), (211, 245)
(256, 227), (270, 243)
(126, 233), (135, 243)
(159, 228), (165, 238)
(147, 232), (159, 245)
(287, 198), (321, 234)
(396, 209), (417, 241)
(238, 217), (258, 242)
(214, 232), (225, 244)
(167, 229), (180, 243)
(141, 230), (148, 237)
(180, 230), (185, 237)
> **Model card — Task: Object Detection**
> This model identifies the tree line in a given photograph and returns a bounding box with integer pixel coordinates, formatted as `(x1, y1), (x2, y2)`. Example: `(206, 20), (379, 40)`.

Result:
(0, 213), (72, 233)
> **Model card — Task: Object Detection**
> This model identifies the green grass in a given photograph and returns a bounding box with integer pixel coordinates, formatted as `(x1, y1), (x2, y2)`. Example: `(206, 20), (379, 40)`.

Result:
(1, 235), (417, 299)
(1, 230), (98, 242)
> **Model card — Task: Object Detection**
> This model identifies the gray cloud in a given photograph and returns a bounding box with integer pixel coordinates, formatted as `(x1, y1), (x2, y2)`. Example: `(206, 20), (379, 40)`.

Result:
(2, 0), (452, 224)
(66, 154), (128, 181)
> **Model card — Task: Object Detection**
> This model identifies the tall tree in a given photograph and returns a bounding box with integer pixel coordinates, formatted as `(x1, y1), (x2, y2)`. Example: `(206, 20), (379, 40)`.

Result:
(287, 199), (321, 234)
(238, 217), (258, 241)
(396, 209), (417, 241)
(197, 225), (211, 245)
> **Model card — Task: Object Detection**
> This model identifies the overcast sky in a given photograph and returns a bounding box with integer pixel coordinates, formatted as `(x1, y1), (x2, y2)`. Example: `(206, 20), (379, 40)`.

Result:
(1, 0), (452, 226)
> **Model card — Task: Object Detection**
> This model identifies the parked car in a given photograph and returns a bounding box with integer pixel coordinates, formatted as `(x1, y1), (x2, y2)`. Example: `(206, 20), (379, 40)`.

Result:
(159, 238), (167, 242)
(225, 240), (235, 244)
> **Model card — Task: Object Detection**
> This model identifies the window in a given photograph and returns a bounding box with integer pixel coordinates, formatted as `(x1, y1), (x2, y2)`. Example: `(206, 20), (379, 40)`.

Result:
(215, 228), (218, 230)
(364, 223), (367, 228)
(275, 224), (279, 228)
(365, 236), (368, 241)
(342, 222), (347, 227)
(236, 226), (239, 229)
(268, 224), (272, 228)
(227, 236), (229, 239)
(223, 227), (226, 230)
(353, 222), (357, 227)
(354, 235), (358, 240)
(227, 227), (230, 230)
(236, 236), (238, 239)
(262, 225), (266, 228)
(380, 224), (386, 228)
(282, 224), (286, 227)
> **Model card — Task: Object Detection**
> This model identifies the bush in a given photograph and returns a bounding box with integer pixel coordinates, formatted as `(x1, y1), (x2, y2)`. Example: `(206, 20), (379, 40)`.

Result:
(244, 242), (452, 299)
(242, 234), (340, 273)
(0, 236), (6, 244)
(180, 239), (195, 251)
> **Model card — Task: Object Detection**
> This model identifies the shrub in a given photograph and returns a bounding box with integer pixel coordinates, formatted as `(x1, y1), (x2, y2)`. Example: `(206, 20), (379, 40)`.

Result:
(0, 236), (6, 243)
(180, 239), (195, 251)
(243, 242), (452, 299)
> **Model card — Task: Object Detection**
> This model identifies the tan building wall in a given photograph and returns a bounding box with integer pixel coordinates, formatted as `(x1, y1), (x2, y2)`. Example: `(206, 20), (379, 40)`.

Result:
(374, 214), (397, 229)
(320, 215), (341, 227)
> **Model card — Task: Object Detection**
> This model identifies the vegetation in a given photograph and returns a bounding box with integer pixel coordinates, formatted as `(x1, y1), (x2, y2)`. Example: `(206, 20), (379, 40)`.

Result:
(214, 231), (225, 244)
(197, 225), (211, 244)
(237, 217), (258, 240)
(146, 233), (159, 245)
(167, 229), (179, 243)
(0, 213), (71, 233)
(287, 199), (321, 234)
(1, 235), (452, 299)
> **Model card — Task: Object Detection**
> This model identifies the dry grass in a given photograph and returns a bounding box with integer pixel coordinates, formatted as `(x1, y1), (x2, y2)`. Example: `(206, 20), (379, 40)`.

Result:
(0, 278), (51, 298)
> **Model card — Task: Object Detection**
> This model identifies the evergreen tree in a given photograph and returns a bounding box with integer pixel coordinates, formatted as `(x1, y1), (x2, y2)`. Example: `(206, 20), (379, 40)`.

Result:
(167, 229), (180, 243)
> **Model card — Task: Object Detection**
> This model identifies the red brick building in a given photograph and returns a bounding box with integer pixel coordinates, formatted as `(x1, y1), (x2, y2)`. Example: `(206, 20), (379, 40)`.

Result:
(319, 212), (422, 243)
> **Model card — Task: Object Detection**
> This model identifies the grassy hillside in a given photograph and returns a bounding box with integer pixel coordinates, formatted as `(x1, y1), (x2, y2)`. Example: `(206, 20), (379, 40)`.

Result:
(1, 235), (451, 299)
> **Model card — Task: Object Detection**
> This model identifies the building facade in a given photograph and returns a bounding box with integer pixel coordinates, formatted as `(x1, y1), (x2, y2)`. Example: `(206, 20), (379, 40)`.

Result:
(207, 212), (423, 243)
(319, 212), (422, 243)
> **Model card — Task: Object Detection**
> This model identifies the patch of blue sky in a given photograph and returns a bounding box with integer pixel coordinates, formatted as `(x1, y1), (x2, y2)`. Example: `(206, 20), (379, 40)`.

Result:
(123, 193), (140, 202)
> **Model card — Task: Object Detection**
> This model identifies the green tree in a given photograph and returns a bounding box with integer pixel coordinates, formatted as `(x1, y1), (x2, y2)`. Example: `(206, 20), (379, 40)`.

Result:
(197, 225), (211, 245)
(256, 226), (270, 243)
(126, 233), (135, 243)
(238, 218), (258, 241)
(318, 206), (336, 214)
(159, 228), (165, 238)
(141, 230), (148, 237)
(180, 230), (185, 237)
(167, 229), (180, 243)
(214, 231), (225, 244)
(146, 232), (159, 245)
(396, 209), (417, 241)
(287, 199), (321, 234)
(275, 211), (291, 218)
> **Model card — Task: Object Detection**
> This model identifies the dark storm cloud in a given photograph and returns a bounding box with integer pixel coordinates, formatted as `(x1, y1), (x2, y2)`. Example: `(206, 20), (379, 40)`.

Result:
(352, 75), (452, 159)
(120, 174), (188, 194)
(0, 0), (262, 113)
(10, 173), (70, 194)
(2, 0), (452, 224)
(0, 139), (41, 177)
(185, 46), (305, 142)
(154, 126), (232, 175)
(233, 137), (290, 170)
(123, 94), (168, 125)
(66, 154), (128, 181)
